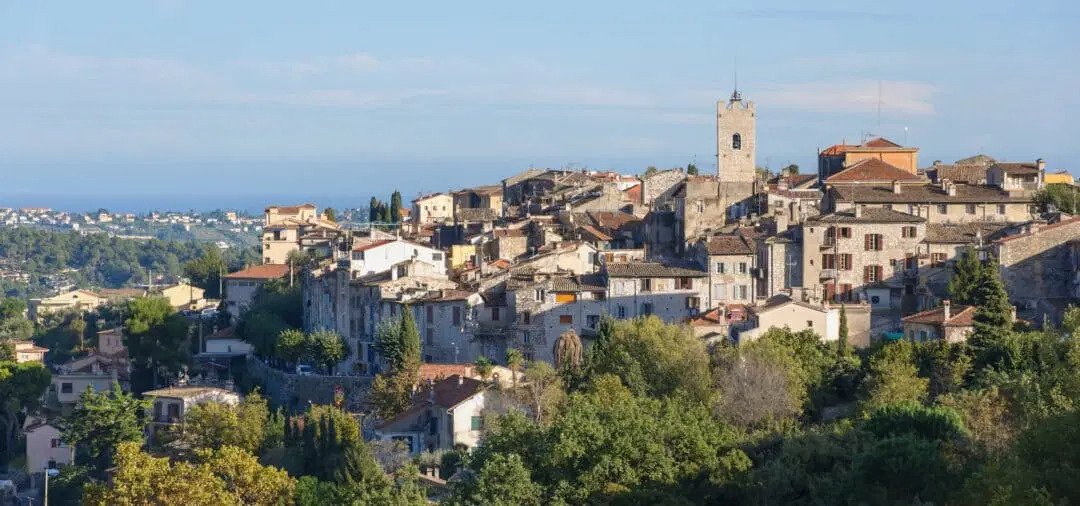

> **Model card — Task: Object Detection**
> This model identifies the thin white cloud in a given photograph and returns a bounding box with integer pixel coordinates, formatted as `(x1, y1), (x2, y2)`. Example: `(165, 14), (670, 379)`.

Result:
(755, 80), (937, 115)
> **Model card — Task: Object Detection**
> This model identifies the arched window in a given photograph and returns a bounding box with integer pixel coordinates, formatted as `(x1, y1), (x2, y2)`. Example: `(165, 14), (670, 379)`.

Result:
(732, 133), (742, 150)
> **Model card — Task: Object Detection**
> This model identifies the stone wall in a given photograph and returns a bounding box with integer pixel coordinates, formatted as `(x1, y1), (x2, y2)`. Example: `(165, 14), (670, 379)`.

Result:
(996, 219), (1080, 304)
(247, 357), (372, 413)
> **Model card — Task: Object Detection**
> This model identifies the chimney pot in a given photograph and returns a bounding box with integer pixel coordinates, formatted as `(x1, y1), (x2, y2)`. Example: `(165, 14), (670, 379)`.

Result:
(854, 205), (863, 218)
(457, 375), (464, 386)
(943, 299), (951, 321)
(892, 180), (902, 195)
(947, 184), (957, 197)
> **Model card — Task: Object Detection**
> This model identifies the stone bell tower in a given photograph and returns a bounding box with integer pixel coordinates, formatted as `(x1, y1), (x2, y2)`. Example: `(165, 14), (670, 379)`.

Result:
(716, 88), (757, 219)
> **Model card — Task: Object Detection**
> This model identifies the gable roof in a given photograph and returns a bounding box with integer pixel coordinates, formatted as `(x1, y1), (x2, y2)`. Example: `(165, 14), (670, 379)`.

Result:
(377, 375), (486, 429)
(924, 222), (1013, 244)
(808, 207), (926, 224)
(352, 239), (395, 252)
(860, 137), (903, 148)
(748, 295), (828, 315)
(933, 164), (989, 184)
(902, 304), (976, 327)
(830, 184), (1030, 204)
(993, 162), (1040, 175)
(703, 234), (755, 255)
(825, 158), (921, 183)
(821, 144), (857, 156)
(223, 264), (289, 280)
(604, 262), (707, 278)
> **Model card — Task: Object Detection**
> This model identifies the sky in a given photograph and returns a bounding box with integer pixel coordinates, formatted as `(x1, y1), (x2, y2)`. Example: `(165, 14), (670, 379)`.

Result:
(0, 0), (1078, 211)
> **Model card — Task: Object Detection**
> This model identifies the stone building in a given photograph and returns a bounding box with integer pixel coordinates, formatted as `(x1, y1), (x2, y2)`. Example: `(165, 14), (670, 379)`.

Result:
(992, 217), (1080, 324)
(986, 160), (1045, 193)
(603, 262), (709, 321)
(739, 295), (872, 348)
(505, 272), (608, 363)
(452, 185), (504, 219)
(825, 182), (1035, 224)
(802, 208), (926, 311)
(261, 204), (339, 264)
(692, 234), (758, 308)
(412, 193), (454, 226)
(716, 90), (758, 220)
(901, 300), (975, 343)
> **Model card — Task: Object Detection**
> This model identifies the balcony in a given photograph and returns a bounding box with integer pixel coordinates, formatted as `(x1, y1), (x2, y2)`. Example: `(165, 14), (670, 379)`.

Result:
(820, 238), (836, 250)
(819, 268), (837, 279)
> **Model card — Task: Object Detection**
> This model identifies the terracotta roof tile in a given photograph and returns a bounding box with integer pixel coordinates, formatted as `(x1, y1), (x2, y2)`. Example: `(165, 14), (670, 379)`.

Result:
(825, 158), (921, 183)
(934, 164), (989, 184)
(821, 144), (857, 156)
(860, 137), (903, 148)
(902, 305), (975, 327)
(808, 208), (925, 224)
(223, 264), (290, 279)
(830, 184), (1030, 204)
(352, 239), (394, 252)
(993, 162), (1040, 175)
(605, 262), (707, 278)
(924, 222), (1013, 243)
(704, 234), (755, 255)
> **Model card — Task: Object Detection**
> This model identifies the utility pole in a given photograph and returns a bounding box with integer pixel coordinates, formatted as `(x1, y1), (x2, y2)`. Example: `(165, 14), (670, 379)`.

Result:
(43, 467), (49, 506)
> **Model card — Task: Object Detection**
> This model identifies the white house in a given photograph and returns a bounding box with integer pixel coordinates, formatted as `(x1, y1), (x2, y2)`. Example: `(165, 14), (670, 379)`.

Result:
(223, 264), (290, 320)
(738, 295), (873, 348)
(347, 239), (447, 277)
(374, 375), (489, 455)
(24, 420), (71, 472)
(143, 387), (241, 438)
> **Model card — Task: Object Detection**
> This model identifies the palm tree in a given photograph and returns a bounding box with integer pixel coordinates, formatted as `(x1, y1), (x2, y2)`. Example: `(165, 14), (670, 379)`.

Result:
(505, 348), (524, 389)
(474, 356), (494, 384)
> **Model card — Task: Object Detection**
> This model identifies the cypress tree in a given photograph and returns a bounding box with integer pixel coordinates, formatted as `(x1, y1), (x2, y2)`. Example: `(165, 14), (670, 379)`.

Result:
(390, 190), (403, 223)
(838, 304), (850, 355)
(399, 306), (421, 370)
(368, 197), (379, 223)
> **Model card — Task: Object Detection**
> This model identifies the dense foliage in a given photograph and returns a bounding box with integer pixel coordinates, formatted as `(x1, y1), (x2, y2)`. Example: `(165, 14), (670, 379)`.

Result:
(0, 227), (257, 296)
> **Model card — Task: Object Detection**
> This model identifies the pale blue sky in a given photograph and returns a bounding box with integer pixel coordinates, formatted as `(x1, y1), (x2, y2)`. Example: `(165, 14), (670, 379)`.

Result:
(0, 0), (1077, 208)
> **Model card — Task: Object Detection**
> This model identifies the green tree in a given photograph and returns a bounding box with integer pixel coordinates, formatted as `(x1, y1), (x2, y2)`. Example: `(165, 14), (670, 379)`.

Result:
(198, 445), (296, 505)
(275, 328), (307, 365)
(586, 316), (712, 404)
(643, 166), (658, 177)
(398, 306), (421, 369)
(782, 163), (800, 175)
(323, 207), (337, 222)
(969, 257), (1019, 373)
(0, 361), (50, 462)
(506, 348), (524, 388)
(474, 356), (494, 382)
(368, 197), (380, 223)
(714, 338), (804, 427)
(859, 342), (928, 414)
(450, 453), (541, 506)
(838, 304), (850, 354)
(519, 361), (564, 425)
(370, 372), (415, 421)
(686, 163), (699, 176)
(1033, 183), (1079, 214)
(390, 190), (403, 224)
(61, 382), (150, 474)
(124, 296), (190, 392)
(0, 341), (12, 362)
(947, 246), (986, 306)
(184, 247), (227, 298)
(83, 442), (233, 506)
(311, 330), (348, 374)
(182, 392), (271, 454)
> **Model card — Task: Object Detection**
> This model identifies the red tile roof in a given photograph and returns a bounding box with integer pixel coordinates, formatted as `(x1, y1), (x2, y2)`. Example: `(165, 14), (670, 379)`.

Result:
(821, 144), (857, 156)
(689, 308), (724, 326)
(902, 305), (976, 327)
(860, 137), (903, 148)
(825, 158), (921, 183)
(223, 264), (290, 279)
(418, 364), (474, 383)
(994, 162), (1040, 175)
(704, 234), (755, 255)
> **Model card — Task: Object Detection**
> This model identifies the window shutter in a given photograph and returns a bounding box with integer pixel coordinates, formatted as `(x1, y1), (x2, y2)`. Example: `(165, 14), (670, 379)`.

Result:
(863, 266), (870, 283)
(864, 234), (870, 250)
(876, 265), (883, 280)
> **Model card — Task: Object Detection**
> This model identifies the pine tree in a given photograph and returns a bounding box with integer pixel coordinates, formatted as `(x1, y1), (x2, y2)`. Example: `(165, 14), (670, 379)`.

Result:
(969, 257), (1018, 372)
(368, 197), (379, 223)
(947, 247), (985, 305)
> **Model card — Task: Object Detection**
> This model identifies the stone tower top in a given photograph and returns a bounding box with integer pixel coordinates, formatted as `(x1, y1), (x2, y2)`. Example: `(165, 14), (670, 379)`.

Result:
(716, 90), (756, 183)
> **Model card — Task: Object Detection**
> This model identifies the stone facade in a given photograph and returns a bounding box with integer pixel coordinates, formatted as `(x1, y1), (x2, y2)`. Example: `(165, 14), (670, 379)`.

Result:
(717, 92), (757, 220)
(994, 218), (1080, 314)
(247, 357), (372, 412)
(640, 169), (686, 207)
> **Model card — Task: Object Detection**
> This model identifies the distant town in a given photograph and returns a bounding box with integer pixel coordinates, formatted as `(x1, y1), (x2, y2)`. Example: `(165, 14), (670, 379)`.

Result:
(2, 88), (1078, 505)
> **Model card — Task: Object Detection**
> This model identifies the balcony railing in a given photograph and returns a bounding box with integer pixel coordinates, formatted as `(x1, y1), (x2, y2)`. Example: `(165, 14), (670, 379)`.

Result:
(819, 268), (837, 279)
(821, 238), (836, 249)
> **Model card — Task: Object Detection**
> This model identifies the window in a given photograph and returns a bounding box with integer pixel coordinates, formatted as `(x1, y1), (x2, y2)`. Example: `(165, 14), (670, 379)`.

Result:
(713, 284), (727, 300)
(534, 289), (545, 301)
(966, 204), (977, 214)
(168, 403), (180, 421)
(864, 265), (884, 282)
(426, 329), (434, 346)
(931, 253), (947, 267)
(732, 133), (742, 150)
(907, 204), (916, 215)
(521, 311), (531, 324)
(559, 315), (573, 325)
(641, 303), (654, 315)
(453, 307), (461, 325)
(587, 315), (600, 328)
(883, 204), (893, 210)
(738, 285), (748, 299)
(491, 307), (500, 321)
(426, 306), (433, 323)
(696, 201), (704, 213)
(822, 254), (836, 269)
(938, 204), (948, 214)
(641, 279), (652, 292)
(555, 293), (577, 303)
(471, 416), (483, 431)
(429, 417), (438, 435)
(807, 320), (814, 328)
(50, 439), (66, 448)
(687, 296), (700, 308)
(715, 262), (726, 274)
(998, 204), (1007, 215)
(617, 305), (627, 318)
(677, 277), (693, 289)
(522, 331), (530, 344)
(738, 262), (748, 274)
(865, 234), (883, 251)
(61, 383), (72, 394)
(839, 227), (852, 238)
(902, 226), (917, 238)
(839, 253), (853, 270)
(425, 354), (433, 363)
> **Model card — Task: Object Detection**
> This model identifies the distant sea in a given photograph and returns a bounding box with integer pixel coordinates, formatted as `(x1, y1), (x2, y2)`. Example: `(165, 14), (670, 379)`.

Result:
(0, 193), (376, 215)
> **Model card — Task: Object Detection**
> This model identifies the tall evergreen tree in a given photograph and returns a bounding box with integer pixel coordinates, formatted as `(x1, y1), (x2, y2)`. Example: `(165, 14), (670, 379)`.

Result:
(838, 304), (850, 356)
(947, 247), (986, 306)
(368, 197), (379, 223)
(390, 191), (403, 224)
(969, 257), (1018, 372)
(398, 306), (421, 370)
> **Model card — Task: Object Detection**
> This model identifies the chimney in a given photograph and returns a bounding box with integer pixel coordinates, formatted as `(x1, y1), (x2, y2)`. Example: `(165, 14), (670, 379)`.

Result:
(943, 299), (951, 321)
(457, 375), (464, 386)
(775, 209), (789, 234)
(892, 179), (902, 195)
(947, 184), (957, 197)
(777, 178), (789, 191)
(854, 205), (863, 218)
(1037, 158), (1046, 187)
